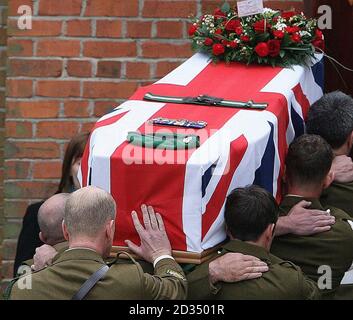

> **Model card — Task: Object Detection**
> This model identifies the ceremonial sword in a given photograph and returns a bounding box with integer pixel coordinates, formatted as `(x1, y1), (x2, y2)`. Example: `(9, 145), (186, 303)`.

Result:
(144, 92), (268, 110)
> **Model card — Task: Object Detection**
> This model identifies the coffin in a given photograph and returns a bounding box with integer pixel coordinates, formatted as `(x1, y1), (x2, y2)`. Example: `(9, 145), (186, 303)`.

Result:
(79, 53), (324, 263)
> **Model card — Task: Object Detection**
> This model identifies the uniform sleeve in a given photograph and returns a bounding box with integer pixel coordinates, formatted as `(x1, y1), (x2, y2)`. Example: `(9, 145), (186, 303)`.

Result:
(139, 258), (188, 300)
(186, 262), (219, 299)
(300, 273), (321, 300)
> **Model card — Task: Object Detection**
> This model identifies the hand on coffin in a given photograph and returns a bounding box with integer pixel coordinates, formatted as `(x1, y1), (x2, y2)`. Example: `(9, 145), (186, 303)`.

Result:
(208, 253), (269, 285)
(331, 155), (353, 183)
(31, 244), (58, 271)
(275, 200), (335, 236)
(125, 204), (172, 264)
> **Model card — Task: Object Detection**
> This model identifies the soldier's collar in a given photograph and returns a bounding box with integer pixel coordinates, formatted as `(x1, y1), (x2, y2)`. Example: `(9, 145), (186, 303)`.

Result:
(280, 195), (324, 212)
(53, 248), (105, 265)
(53, 241), (69, 253)
(221, 239), (271, 264)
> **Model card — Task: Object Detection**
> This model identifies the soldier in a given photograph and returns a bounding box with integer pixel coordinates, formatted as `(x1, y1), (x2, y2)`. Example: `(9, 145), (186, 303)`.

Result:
(16, 193), (70, 275)
(187, 185), (319, 300)
(9, 186), (187, 300)
(271, 134), (353, 299)
(306, 91), (353, 216)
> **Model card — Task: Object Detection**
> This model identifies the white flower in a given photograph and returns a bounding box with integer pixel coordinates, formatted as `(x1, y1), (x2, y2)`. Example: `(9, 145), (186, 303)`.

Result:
(263, 8), (278, 14)
(274, 22), (288, 31)
(299, 30), (311, 37)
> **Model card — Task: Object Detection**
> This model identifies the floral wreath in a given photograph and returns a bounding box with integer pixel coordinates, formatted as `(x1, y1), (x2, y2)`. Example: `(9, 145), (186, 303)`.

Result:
(188, 3), (324, 67)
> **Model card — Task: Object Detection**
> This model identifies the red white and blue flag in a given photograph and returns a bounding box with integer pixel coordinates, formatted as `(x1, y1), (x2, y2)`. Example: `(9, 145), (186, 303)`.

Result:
(79, 53), (324, 253)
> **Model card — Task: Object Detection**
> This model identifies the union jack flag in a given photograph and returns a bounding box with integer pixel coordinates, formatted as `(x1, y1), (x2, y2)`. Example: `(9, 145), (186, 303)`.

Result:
(79, 53), (324, 253)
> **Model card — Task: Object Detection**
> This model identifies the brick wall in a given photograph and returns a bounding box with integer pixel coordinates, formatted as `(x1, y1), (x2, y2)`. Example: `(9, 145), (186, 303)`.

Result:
(1, 0), (303, 291)
(0, 0), (7, 285)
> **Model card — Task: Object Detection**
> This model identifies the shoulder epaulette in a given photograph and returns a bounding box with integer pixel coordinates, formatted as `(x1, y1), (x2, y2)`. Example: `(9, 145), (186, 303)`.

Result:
(278, 260), (299, 270)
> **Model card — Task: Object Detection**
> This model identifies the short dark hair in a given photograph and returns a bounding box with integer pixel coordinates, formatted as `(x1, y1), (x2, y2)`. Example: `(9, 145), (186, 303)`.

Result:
(306, 91), (353, 149)
(224, 185), (279, 242)
(286, 134), (333, 187)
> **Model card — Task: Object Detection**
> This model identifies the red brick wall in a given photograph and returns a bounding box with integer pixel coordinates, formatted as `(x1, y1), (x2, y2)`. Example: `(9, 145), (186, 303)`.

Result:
(0, 0), (7, 283)
(1, 0), (304, 287)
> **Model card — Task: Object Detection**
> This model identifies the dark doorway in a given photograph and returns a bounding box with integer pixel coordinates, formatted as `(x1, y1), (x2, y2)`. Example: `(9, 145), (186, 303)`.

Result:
(308, 0), (353, 95)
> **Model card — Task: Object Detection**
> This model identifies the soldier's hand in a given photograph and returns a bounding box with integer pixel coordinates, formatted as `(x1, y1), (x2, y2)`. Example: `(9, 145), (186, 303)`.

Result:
(125, 204), (172, 264)
(332, 155), (353, 183)
(209, 253), (269, 284)
(276, 200), (335, 236)
(32, 244), (58, 271)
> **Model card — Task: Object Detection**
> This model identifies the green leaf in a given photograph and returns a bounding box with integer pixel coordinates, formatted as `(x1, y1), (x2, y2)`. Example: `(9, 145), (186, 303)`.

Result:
(221, 2), (231, 13)
(200, 25), (209, 34)
(255, 32), (270, 42)
(282, 46), (312, 51)
(279, 50), (285, 58)
(281, 34), (292, 47)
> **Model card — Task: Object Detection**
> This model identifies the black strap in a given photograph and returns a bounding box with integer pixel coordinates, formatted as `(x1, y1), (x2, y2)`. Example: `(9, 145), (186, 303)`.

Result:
(71, 265), (109, 300)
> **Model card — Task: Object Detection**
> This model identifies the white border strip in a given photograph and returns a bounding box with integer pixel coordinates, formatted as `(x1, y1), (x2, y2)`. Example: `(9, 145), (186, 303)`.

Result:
(156, 53), (211, 86)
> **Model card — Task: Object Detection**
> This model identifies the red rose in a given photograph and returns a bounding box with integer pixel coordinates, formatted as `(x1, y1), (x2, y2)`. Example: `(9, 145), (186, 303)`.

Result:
(229, 41), (238, 49)
(282, 11), (296, 20)
(212, 43), (225, 55)
(214, 8), (226, 18)
(241, 35), (250, 42)
(273, 30), (285, 39)
(204, 38), (213, 46)
(215, 29), (222, 35)
(255, 42), (270, 57)
(312, 39), (325, 51)
(267, 39), (281, 57)
(291, 33), (301, 43)
(221, 39), (230, 46)
(253, 19), (268, 33)
(315, 29), (323, 39)
(188, 25), (198, 36)
(285, 26), (300, 34)
(225, 19), (241, 31)
(235, 26), (243, 35)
